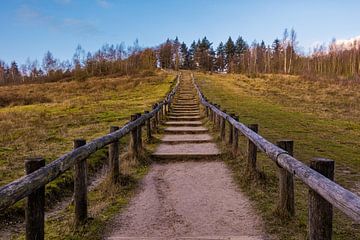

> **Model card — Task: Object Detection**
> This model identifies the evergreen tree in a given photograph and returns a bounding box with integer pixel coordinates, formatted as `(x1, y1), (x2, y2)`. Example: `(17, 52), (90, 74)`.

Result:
(225, 37), (235, 72)
(216, 42), (226, 71)
(180, 42), (190, 69)
(188, 41), (197, 69)
(234, 36), (248, 72)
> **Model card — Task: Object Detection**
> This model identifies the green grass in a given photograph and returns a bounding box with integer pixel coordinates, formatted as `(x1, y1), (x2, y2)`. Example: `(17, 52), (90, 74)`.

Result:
(196, 72), (360, 240)
(0, 71), (175, 237)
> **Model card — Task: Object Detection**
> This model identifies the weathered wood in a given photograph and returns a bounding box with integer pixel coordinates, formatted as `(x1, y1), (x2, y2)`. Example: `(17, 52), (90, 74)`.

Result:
(276, 140), (294, 217)
(25, 158), (45, 240)
(247, 124), (258, 175)
(130, 115), (139, 160)
(136, 113), (143, 152)
(74, 139), (87, 226)
(309, 158), (334, 240)
(206, 106), (209, 117)
(228, 114), (234, 144)
(232, 115), (239, 156)
(145, 110), (152, 141)
(194, 74), (360, 222)
(216, 105), (222, 129)
(213, 104), (217, 126)
(109, 126), (120, 184)
(220, 110), (226, 141)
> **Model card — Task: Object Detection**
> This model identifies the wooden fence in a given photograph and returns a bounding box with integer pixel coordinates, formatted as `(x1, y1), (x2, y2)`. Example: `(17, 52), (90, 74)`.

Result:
(0, 75), (180, 239)
(192, 74), (360, 240)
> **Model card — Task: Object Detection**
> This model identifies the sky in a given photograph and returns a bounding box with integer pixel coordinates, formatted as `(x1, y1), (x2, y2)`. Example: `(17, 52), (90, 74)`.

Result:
(1, 0), (359, 65)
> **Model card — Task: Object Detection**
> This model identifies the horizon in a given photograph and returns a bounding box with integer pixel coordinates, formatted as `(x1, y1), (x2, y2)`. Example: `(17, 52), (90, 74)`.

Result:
(1, 0), (360, 65)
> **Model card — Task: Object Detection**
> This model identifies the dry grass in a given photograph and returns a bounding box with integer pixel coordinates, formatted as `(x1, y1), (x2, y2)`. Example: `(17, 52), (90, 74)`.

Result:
(196, 72), (360, 240)
(0, 71), (174, 186)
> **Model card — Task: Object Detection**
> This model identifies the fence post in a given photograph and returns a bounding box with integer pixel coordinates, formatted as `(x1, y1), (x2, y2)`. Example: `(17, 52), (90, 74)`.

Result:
(228, 114), (234, 144)
(130, 115), (139, 161)
(213, 104), (218, 127)
(209, 102), (213, 121)
(145, 110), (152, 141)
(136, 113), (143, 152)
(232, 115), (239, 156)
(220, 110), (226, 141)
(206, 106), (209, 117)
(276, 140), (295, 217)
(73, 139), (87, 226)
(247, 124), (258, 175)
(217, 105), (222, 129)
(109, 126), (120, 184)
(309, 158), (334, 240)
(25, 157), (45, 240)
(152, 104), (157, 132)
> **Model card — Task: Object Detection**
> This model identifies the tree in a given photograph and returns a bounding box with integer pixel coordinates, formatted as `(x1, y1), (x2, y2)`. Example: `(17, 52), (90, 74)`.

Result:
(216, 42), (226, 71)
(234, 36), (248, 73)
(282, 28), (289, 73)
(225, 37), (235, 72)
(42, 51), (58, 74)
(188, 41), (197, 69)
(180, 42), (190, 69)
(9, 61), (21, 84)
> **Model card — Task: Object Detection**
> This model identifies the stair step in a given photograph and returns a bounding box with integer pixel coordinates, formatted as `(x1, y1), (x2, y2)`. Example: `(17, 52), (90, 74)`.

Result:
(169, 116), (202, 121)
(161, 134), (213, 143)
(164, 126), (208, 134)
(152, 142), (220, 160)
(165, 121), (203, 126)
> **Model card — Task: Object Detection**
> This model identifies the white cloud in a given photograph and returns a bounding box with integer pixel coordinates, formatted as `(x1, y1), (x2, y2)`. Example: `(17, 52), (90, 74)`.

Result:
(97, 0), (110, 8)
(334, 35), (360, 50)
(16, 5), (100, 37)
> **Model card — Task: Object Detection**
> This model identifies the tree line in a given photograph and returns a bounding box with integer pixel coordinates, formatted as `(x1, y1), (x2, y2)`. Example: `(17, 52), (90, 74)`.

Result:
(1, 29), (360, 85)
(0, 40), (157, 85)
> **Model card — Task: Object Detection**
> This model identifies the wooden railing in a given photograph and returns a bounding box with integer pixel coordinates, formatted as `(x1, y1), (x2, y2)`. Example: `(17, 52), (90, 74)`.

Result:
(0, 75), (180, 239)
(192, 73), (360, 240)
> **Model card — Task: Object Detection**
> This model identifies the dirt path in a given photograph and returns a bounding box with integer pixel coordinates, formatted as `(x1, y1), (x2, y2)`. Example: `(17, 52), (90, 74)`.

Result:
(105, 161), (267, 239)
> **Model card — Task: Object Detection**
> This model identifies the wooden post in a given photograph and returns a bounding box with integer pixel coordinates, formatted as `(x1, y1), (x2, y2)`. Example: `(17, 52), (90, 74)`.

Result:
(220, 110), (226, 141)
(276, 140), (295, 217)
(217, 105), (222, 129)
(109, 126), (120, 184)
(209, 102), (213, 121)
(213, 104), (218, 126)
(232, 115), (239, 156)
(158, 103), (163, 122)
(228, 114), (234, 144)
(25, 157), (45, 240)
(247, 124), (258, 175)
(136, 113), (143, 152)
(206, 106), (209, 117)
(152, 104), (157, 132)
(309, 158), (334, 240)
(145, 110), (151, 141)
(73, 139), (87, 226)
(130, 115), (138, 160)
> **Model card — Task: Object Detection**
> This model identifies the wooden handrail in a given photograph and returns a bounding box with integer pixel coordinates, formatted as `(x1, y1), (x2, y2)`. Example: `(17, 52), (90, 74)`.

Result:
(192, 74), (360, 223)
(0, 75), (180, 211)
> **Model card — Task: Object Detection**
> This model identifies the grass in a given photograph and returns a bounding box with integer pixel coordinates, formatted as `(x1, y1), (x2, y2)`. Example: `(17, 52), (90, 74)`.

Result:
(195, 72), (360, 240)
(0, 71), (175, 237)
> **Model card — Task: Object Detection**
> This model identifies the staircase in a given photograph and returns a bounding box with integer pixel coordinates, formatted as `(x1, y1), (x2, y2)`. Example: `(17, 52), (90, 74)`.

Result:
(152, 75), (220, 160)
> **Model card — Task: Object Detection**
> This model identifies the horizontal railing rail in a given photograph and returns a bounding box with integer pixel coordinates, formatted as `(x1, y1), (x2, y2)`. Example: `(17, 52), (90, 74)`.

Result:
(192, 73), (360, 223)
(0, 75), (180, 211)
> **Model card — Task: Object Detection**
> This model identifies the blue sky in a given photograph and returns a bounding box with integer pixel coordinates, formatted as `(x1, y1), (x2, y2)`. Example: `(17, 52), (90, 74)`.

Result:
(1, 0), (359, 65)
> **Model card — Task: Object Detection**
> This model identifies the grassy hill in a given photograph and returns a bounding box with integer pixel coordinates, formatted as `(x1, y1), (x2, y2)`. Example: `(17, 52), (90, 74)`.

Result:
(195, 72), (360, 240)
(0, 71), (175, 239)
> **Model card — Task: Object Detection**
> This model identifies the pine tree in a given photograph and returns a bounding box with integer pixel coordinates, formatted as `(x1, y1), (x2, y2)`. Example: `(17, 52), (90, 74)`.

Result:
(225, 37), (235, 72)
(216, 42), (226, 71)
(234, 36), (248, 73)
(180, 42), (190, 69)
(189, 41), (197, 69)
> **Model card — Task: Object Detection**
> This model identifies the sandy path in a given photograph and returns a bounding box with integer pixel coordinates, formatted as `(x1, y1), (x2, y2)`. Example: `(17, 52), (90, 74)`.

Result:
(105, 161), (267, 240)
